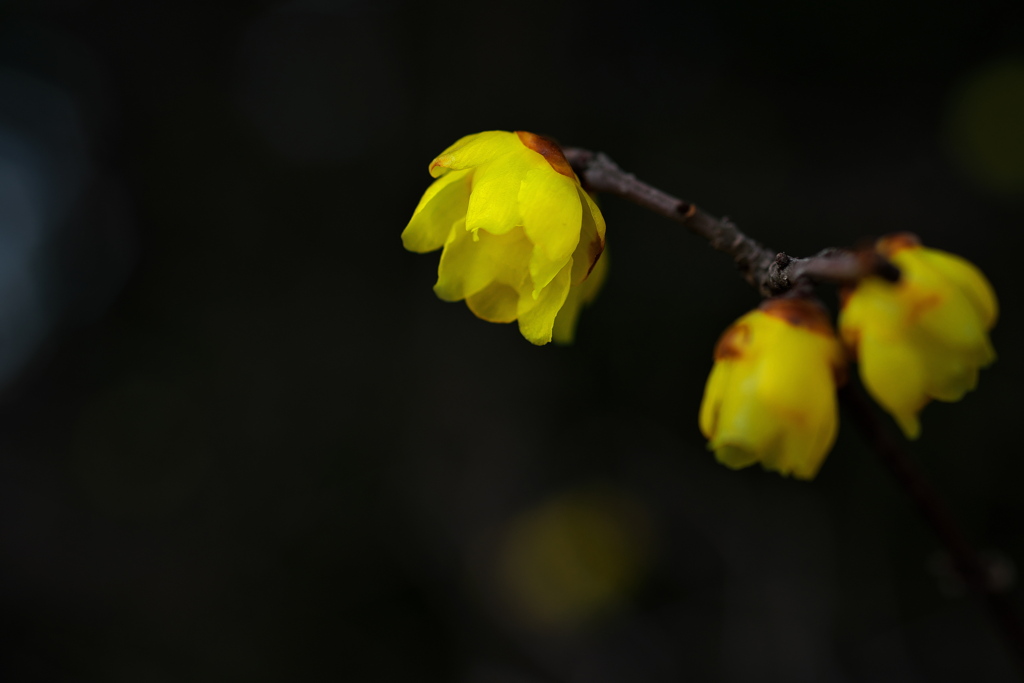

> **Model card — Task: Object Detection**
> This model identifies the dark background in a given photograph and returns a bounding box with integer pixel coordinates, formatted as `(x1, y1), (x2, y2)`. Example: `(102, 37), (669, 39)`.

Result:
(1, 0), (1023, 680)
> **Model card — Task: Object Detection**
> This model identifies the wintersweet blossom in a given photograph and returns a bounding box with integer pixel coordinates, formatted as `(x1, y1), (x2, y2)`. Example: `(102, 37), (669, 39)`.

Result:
(699, 298), (847, 480)
(839, 233), (998, 439)
(402, 131), (607, 345)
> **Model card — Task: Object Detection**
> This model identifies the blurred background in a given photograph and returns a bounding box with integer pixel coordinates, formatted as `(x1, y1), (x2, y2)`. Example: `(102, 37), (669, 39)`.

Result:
(1, 0), (1023, 680)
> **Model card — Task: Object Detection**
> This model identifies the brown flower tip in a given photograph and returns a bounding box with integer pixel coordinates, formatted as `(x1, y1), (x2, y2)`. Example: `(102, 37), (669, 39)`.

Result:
(428, 157), (448, 174)
(760, 297), (835, 336)
(832, 361), (849, 388)
(837, 285), (853, 309)
(714, 322), (750, 360)
(516, 131), (576, 179)
(841, 325), (860, 357)
(876, 232), (921, 257)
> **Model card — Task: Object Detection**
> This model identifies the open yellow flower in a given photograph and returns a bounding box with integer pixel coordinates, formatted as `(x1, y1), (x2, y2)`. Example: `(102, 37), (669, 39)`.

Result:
(699, 298), (847, 480)
(839, 233), (998, 439)
(402, 131), (606, 345)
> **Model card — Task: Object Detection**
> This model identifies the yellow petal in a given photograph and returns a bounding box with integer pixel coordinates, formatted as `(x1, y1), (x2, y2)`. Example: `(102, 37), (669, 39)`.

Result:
(401, 169), (471, 253)
(714, 444), (763, 471)
(551, 264), (585, 346)
(709, 390), (785, 471)
(465, 161), (524, 236)
(466, 282), (519, 323)
(914, 287), (991, 360)
(581, 190), (607, 240)
(428, 131), (520, 177)
(699, 319), (755, 439)
(749, 320), (839, 477)
(552, 248), (609, 345)
(517, 265), (571, 345)
(914, 327), (982, 401)
(698, 362), (730, 440)
(773, 384), (837, 480)
(434, 222), (531, 302)
(856, 332), (926, 439)
(569, 189), (606, 285)
(709, 364), (780, 460)
(917, 248), (999, 328)
(519, 167), (583, 295)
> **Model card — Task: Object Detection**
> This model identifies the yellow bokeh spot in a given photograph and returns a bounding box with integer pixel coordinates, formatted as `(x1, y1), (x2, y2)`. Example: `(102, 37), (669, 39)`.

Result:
(944, 59), (1024, 195)
(495, 488), (654, 632)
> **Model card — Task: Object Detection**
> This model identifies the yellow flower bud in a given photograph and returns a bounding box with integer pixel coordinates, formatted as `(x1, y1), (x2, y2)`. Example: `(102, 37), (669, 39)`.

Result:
(402, 131), (607, 345)
(699, 298), (847, 480)
(838, 233), (998, 439)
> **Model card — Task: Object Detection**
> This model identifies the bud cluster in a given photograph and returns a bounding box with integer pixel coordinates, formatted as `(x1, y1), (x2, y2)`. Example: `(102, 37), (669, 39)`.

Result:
(701, 234), (997, 478)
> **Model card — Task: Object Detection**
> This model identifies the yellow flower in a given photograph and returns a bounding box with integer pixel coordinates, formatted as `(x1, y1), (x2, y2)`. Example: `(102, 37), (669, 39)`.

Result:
(699, 298), (847, 480)
(402, 131), (607, 345)
(838, 233), (998, 439)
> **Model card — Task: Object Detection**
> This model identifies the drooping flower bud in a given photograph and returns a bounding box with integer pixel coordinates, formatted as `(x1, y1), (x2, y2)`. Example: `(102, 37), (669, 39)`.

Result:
(839, 233), (998, 439)
(699, 298), (847, 480)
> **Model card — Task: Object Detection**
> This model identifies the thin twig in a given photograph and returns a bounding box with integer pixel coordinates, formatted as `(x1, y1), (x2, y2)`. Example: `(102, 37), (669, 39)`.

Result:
(565, 145), (1024, 675)
(841, 384), (1024, 675)
(564, 148), (899, 295)
(565, 148), (775, 294)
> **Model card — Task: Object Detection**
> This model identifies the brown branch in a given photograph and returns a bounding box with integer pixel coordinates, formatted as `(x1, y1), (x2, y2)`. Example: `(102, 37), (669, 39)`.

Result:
(768, 248), (900, 292)
(564, 148), (898, 295)
(565, 145), (1024, 675)
(565, 148), (775, 294)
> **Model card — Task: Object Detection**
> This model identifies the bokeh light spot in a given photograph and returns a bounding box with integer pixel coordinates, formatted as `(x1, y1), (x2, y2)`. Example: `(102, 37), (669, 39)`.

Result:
(944, 59), (1024, 196)
(495, 487), (655, 632)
